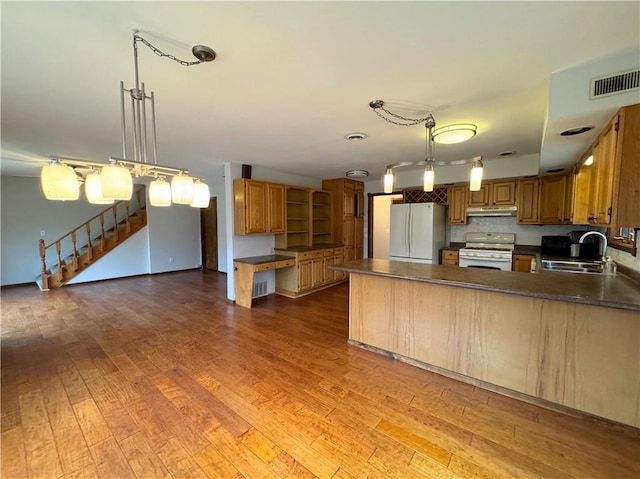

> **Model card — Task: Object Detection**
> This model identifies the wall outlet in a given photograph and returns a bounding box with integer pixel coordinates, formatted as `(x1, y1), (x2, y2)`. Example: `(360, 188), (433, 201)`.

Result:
(40, 230), (46, 237)
(169, 257), (174, 263)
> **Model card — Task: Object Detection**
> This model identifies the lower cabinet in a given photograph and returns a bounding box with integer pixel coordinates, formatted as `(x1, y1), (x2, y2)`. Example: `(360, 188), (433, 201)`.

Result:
(442, 249), (459, 266)
(276, 247), (347, 297)
(512, 254), (535, 273)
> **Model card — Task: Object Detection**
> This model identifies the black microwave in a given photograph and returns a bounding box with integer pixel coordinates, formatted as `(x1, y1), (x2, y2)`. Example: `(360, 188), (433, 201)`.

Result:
(540, 235), (572, 257)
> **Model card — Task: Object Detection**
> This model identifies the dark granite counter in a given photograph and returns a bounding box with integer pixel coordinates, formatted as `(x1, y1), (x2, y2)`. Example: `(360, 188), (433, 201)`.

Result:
(331, 258), (640, 312)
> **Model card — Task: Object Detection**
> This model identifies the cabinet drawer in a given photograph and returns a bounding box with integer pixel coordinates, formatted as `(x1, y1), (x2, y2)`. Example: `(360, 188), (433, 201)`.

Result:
(443, 250), (459, 260)
(323, 248), (334, 257)
(298, 250), (323, 260)
(254, 262), (278, 272)
(333, 247), (345, 255)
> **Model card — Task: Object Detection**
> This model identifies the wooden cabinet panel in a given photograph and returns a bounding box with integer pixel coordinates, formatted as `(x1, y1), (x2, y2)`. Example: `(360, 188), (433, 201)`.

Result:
(322, 178), (364, 259)
(512, 254), (534, 273)
(275, 246), (348, 297)
(267, 183), (286, 233)
(447, 185), (467, 224)
(591, 120), (618, 225)
(492, 181), (517, 205)
(297, 260), (312, 291)
(442, 249), (459, 266)
(234, 179), (286, 235)
(517, 179), (540, 224)
(539, 174), (567, 224)
(467, 185), (490, 207)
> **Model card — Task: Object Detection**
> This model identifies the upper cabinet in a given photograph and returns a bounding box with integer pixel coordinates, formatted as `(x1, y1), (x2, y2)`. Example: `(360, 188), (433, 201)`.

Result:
(234, 179), (286, 235)
(468, 180), (516, 207)
(447, 185), (467, 224)
(576, 104), (639, 236)
(516, 178), (540, 224)
(538, 174), (569, 224)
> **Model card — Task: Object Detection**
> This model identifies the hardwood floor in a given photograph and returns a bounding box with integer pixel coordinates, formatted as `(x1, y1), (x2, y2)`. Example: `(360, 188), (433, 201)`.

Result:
(2, 270), (638, 479)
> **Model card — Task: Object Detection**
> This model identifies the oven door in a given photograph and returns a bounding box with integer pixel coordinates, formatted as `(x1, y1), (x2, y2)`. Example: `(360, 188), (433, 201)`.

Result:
(459, 251), (513, 271)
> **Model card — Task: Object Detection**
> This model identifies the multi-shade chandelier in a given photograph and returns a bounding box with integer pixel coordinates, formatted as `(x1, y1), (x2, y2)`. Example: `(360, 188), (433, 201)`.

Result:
(40, 33), (217, 208)
(369, 100), (482, 194)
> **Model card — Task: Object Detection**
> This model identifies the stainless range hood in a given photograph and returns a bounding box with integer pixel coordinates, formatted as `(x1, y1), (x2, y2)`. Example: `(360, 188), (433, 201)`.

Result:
(466, 205), (517, 217)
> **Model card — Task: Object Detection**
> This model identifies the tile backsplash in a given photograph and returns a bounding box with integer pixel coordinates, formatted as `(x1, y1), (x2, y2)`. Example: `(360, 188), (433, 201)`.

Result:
(449, 217), (596, 245)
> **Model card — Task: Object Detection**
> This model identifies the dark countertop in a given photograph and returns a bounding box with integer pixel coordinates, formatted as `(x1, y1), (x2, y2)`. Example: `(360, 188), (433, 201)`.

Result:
(234, 254), (294, 265)
(274, 244), (344, 252)
(331, 258), (640, 312)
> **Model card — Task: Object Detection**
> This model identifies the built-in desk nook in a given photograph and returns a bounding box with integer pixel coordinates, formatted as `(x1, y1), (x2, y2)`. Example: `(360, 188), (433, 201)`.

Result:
(233, 255), (296, 308)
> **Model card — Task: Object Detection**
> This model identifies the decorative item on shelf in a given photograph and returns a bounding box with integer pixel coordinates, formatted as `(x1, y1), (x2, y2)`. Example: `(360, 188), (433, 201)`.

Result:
(369, 99), (481, 194)
(40, 32), (217, 208)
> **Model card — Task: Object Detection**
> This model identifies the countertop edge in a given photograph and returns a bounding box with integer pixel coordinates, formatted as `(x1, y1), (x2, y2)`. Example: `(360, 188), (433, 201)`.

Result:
(331, 261), (640, 312)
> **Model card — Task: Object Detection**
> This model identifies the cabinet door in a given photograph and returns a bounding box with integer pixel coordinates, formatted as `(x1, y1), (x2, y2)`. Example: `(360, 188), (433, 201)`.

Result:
(447, 185), (467, 224)
(539, 175), (566, 224)
(492, 181), (516, 205)
(517, 179), (540, 224)
(593, 120), (618, 225)
(267, 183), (286, 233)
(354, 217), (363, 258)
(573, 162), (592, 224)
(311, 259), (324, 287)
(298, 260), (312, 291)
(334, 253), (345, 280)
(467, 185), (490, 207)
(245, 181), (267, 234)
(512, 254), (533, 272)
(563, 172), (574, 223)
(343, 216), (355, 248)
(323, 256), (335, 283)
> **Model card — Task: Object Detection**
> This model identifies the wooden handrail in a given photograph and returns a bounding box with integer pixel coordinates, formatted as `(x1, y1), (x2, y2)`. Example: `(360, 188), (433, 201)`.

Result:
(43, 184), (145, 249)
(38, 184), (146, 287)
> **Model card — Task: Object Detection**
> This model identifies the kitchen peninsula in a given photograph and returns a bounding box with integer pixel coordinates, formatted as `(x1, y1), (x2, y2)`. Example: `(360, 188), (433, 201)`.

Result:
(331, 259), (640, 428)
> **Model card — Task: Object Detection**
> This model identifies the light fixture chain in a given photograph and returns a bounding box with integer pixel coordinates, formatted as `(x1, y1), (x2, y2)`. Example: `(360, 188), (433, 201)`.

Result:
(373, 105), (430, 126)
(134, 34), (203, 67)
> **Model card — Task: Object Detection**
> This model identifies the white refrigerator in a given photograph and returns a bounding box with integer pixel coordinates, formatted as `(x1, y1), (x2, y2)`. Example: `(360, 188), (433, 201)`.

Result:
(389, 202), (445, 264)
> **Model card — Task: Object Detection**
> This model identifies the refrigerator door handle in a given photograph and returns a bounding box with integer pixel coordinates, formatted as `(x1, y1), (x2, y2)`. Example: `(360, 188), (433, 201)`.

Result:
(406, 208), (412, 254)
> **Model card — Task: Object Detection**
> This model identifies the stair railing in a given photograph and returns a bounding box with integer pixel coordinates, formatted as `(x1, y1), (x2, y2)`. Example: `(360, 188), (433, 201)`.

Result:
(39, 185), (146, 289)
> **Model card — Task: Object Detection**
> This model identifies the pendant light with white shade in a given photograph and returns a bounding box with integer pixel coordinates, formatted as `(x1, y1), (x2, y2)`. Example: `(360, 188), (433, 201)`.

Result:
(40, 33), (215, 208)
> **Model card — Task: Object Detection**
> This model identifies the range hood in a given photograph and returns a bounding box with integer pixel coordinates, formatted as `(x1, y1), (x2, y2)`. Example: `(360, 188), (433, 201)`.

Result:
(467, 206), (517, 217)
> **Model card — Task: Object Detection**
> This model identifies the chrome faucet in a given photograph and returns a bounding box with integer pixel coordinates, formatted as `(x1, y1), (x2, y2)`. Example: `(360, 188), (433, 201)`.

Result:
(579, 231), (608, 259)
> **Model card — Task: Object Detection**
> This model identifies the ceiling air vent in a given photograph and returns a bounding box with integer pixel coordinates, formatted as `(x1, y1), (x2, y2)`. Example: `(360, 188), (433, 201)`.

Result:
(590, 68), (640, 99)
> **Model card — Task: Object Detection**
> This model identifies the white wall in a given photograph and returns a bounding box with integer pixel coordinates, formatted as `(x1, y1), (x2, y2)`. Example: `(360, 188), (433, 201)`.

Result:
(0, 175), (202, 286)
(372, 194), (402, 258)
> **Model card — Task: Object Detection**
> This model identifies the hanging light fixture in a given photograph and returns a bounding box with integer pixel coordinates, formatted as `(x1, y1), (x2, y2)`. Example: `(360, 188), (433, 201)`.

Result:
(370, 100), (482, 192)
(171, 173), (195, 205)
(85, 171), (114, 204)
(40, 33), (216, 208)
(190, 180), (211, 208)
(469, 159), (484, 191)
(148, 176), (172, 207)
(40, 160), (80, 200)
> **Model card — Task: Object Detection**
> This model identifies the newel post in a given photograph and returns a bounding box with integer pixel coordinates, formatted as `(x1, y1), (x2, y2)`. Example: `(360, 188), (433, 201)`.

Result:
(39, 239), (49, 290)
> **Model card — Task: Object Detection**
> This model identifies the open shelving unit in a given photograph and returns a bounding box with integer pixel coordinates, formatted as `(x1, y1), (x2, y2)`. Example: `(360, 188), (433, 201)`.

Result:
(284, 187), (310, 248)
(311, 191), (332, 246)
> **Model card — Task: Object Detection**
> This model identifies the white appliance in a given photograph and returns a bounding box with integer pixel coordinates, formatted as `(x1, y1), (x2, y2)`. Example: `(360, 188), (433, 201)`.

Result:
(459, 232), (515, 271)
(389, 202), (445, 264)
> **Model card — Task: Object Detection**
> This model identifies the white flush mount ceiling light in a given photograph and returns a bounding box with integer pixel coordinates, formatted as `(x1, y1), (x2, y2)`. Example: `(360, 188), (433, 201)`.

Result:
(369, 100), (481, 194)
(432, 123), (477, 144)
(40, 33), (216, 207)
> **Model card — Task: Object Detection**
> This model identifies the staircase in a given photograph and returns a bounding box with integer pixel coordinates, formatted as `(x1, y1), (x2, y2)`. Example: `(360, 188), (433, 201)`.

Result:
(37, 186), (147, 290)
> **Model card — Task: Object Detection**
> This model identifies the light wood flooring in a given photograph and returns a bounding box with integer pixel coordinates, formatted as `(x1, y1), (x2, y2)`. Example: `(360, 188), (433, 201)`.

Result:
(2, 270), (639, 478)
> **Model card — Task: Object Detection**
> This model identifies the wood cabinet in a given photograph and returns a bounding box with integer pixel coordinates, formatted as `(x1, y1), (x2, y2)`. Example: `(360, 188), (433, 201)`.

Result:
(275, 246), (346, 297)
(447, 185), (467, 224)
(538, 174), (568, 224)
(322, 178), (365, 261)
(234, 179), (286, 235)
(516, 178), (540, 224)
(467, 180), (516, 207)
(442, 249), (459, 266)
(512, 254), (535, 273)
(609, 104), (640, 246)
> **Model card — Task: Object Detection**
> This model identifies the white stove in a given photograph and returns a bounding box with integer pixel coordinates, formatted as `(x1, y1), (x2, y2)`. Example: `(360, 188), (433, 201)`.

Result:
(459, 232), (515, 271)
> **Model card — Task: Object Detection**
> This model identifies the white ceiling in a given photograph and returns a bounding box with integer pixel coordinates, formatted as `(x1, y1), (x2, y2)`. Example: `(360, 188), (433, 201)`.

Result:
(2, 1), (639, 186)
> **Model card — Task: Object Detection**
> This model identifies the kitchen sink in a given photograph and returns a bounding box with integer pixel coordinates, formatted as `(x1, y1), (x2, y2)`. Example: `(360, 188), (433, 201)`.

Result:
(541, 259), (615, 275)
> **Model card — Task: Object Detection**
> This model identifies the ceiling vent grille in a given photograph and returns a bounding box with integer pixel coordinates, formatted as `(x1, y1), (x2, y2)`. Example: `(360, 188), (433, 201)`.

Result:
(590, 69), (640, 99)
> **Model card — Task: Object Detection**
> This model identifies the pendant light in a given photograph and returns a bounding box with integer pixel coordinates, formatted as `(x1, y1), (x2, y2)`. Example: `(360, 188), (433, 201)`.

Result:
(40, 161), (80, 200)
(84, 172), (114, 204)
(190, 180), (210, 208)
(469, 159), (484, 191)
(423, 164), (435, 192)
(100, 162), (133, 200)
(383, 168), (394, 194)
(171, 173), (195, 204)
(148, 176), (172, 207)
